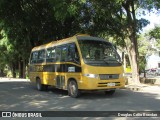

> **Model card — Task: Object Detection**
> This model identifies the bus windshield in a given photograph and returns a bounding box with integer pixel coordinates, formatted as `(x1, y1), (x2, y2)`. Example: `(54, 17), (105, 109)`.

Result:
(78, 40), (121, 66)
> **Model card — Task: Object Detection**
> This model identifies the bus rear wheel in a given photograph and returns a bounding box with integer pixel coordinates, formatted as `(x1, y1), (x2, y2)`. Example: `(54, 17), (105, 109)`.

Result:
(68, 80), (80, 98)
(36, 78), (48, 91)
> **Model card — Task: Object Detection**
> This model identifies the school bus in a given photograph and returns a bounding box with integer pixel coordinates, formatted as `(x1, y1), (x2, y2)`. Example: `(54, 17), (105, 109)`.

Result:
(29, 34), (125, 98)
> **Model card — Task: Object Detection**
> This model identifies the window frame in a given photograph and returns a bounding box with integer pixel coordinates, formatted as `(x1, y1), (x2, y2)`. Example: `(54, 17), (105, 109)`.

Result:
(30, 42), (81, 64)
(46, 47), (56, 63)
(37, 49), (46, 63)
(67, 43), (80, 64)
(30, 51), (38, 64)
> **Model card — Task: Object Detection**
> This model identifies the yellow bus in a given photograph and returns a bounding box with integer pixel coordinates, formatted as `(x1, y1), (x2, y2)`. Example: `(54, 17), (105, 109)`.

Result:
(29, 34), (125, 97)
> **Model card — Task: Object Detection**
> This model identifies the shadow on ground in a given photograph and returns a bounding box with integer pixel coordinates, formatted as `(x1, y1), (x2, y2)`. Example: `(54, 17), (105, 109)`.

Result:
(0, 81), (160, 120)
(0, 81), (160, 111)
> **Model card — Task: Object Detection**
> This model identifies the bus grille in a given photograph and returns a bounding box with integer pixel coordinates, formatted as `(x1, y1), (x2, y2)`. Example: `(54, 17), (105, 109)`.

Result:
(99, 74), (119, 80)
(98, 82), (120, 87)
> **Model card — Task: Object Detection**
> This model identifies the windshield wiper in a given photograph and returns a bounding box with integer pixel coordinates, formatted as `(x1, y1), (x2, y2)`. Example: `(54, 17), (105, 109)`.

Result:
(103, 60), (109, 64)
(104, 56), (119, 62)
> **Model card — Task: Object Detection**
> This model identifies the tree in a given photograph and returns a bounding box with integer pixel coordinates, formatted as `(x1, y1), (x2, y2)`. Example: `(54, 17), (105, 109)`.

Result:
(138, 34), (152, 77)
(0, 0), (159, 82)
(0, 0), (54, 77)
(148, 25), (160, 48)
(85, 0), (160, 84)
(83, 0), (150, 84)
(0, 0), (84, 78)
(0, 29), (18, 77)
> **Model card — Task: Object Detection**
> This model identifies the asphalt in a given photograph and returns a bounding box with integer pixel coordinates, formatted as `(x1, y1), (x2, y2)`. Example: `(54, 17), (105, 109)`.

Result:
(0, 77), (160, 120)
(0, 77), (160, 94)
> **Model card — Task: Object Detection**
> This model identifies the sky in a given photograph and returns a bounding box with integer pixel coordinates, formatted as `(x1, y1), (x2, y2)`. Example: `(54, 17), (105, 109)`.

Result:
(141, 12), (160, 32)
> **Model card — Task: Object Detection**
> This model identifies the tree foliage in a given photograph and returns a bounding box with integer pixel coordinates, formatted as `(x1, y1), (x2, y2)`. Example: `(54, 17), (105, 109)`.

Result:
(0, 0), (159, 81)
(148, 26), (160, 48)
(138, 34), (150, 76)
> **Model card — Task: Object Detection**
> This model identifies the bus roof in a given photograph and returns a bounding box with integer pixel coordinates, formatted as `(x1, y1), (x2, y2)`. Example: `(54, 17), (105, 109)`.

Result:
(31, 34), (109, 52)
(77, 36), (105, 41)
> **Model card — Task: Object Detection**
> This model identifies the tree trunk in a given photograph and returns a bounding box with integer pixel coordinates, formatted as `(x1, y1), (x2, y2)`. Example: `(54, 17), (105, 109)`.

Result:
(129, 31), (140, 85)
(122, 0), (140, 85)
(125, 38), (132, 71)
(130, 45), (140, 85)
(144, 70), (146, 78)
(19, 59), (23, 78)
(23, 59), (26, 78)
(0, 69), (4, 77)
(12, 63), (16, 78)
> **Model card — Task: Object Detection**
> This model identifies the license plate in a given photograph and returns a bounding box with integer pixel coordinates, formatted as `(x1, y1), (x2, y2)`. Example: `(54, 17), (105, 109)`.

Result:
(108, 83), (115, 86)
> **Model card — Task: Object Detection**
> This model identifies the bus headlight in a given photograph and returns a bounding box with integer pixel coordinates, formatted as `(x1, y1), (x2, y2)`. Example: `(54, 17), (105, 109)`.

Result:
(119, 73), (124, 78)
(83, 74), (99, 79)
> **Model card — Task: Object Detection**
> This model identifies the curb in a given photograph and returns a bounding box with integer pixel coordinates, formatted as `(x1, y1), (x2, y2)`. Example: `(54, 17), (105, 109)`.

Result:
(125, 84), (149, 91)
(126, 87), (141, 91)
(0, 77), (30, 82)
(125, 84), (160, 93)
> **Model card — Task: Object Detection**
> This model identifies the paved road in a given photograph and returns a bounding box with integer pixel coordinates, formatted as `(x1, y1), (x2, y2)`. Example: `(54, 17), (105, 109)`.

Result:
(0, 78), (160, 120)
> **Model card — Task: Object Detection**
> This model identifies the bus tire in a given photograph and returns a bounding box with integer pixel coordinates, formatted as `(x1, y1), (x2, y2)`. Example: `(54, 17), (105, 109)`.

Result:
(68, 80), (80, 98)
(105, 90), (115, 96)
(36, 78), (47, 91)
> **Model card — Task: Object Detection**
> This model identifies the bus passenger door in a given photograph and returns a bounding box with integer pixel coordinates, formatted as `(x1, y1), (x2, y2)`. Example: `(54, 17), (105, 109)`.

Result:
(45, 47), (56, 86)
(55, 46), (67, 89)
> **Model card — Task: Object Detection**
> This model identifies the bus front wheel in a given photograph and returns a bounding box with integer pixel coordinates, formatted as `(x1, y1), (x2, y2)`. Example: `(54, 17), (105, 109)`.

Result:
(68, 80), (80, 98)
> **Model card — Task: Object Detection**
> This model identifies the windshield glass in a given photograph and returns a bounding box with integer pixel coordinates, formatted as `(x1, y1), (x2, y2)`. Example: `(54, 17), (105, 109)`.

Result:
(78, 40), (121, 66)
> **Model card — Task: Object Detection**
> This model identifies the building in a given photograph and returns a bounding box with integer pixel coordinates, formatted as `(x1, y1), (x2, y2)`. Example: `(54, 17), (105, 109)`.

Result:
(146, 52), (160, 70)
(145, 38), (160, 70)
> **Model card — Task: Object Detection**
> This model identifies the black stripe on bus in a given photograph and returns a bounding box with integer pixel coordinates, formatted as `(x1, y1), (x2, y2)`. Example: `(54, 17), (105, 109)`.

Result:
(29, 64), (82, 72)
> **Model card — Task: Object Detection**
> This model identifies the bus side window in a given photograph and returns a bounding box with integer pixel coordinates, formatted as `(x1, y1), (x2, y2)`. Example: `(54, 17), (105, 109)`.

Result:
(61, 46), (67, 62)
(37, 50), (45, 63)
(30, 51), (38, 64)
(56, 47), (61, 62)
(68, 43), (80, 64)
(46, 47), (56, 62)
